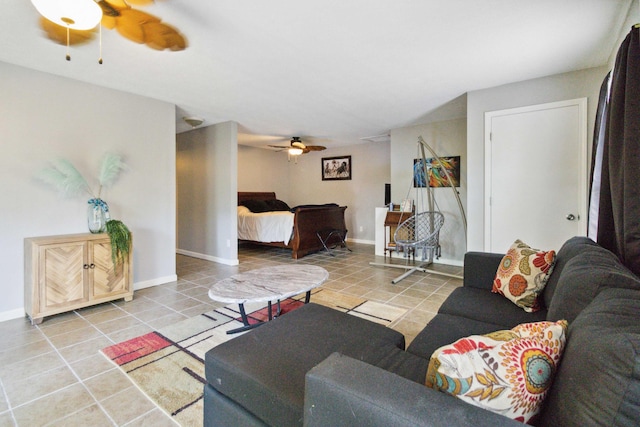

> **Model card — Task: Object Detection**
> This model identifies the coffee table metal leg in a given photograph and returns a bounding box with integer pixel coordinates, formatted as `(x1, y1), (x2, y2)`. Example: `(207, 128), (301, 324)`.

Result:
(239, 303), (249, 325)
(276, 300), (282, 317)
(226, 290), (316, 335)
(227, 303), (265, 335)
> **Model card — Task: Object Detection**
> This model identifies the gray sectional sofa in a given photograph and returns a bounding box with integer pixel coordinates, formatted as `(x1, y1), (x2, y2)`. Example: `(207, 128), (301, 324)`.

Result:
(204, 236), (640, 426)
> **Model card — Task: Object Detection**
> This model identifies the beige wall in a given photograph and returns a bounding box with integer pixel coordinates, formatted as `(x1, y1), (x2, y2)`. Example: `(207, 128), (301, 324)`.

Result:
(237, 144), (291, 201)
(0, 61), (177, 321)
(390, 118), (467, 265)
(288, 142), (391, 243)
(176, 122), (238, 265)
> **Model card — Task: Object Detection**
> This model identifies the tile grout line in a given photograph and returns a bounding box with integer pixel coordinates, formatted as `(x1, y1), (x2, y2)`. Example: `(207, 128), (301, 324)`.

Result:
(15, 326), (119, 427)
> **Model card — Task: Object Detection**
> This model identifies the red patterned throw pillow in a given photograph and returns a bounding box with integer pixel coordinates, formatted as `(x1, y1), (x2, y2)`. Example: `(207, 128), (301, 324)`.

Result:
(426, 320), (568, 424)
(492, 240), (556, 312)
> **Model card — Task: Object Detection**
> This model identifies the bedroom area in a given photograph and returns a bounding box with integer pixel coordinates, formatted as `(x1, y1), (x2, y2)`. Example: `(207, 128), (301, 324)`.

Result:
(175, 121), (396, 265)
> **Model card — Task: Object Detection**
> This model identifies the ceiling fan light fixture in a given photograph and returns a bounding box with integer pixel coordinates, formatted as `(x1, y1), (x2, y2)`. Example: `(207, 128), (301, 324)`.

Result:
(31, 0), (103, 30)
(288, 147), (304, 155)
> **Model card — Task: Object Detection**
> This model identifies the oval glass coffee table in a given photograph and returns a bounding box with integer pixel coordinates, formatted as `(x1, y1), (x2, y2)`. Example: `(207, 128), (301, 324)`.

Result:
(208, 264), (329, 334)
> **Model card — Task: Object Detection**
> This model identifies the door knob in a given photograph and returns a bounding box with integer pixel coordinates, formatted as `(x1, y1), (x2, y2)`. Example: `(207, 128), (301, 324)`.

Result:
(566, 213), (578, 221)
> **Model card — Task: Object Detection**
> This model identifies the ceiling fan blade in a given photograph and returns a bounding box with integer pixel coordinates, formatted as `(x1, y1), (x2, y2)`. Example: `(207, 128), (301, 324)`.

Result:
(101, 14), (118, 30)
(115, 8), (161, 44)
(124, 0), (155, 5)
(103, 0), (130, 8)
(305, 145), (326, 151)
(143, 22), (187, 51)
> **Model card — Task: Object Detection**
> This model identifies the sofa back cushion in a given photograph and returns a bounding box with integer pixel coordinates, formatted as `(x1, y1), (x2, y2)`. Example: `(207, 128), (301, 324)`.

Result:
(541, 236), (599, 308)
(538, 287), (640, 427)
(546, 243), (640, 323)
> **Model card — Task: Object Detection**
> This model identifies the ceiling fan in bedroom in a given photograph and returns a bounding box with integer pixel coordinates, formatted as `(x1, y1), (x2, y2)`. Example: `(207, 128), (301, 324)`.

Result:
(268, 137), (326, 161)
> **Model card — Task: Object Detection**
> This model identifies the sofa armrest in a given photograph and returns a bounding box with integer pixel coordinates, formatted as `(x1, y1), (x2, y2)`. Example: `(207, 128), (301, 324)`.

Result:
(463, 251), (504, 291)
(304, 353), (521, 427)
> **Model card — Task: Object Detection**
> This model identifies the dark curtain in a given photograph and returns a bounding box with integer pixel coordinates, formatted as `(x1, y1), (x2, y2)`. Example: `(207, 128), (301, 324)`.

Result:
(588, 71), (610, 240)
(596, 26), (640, 276)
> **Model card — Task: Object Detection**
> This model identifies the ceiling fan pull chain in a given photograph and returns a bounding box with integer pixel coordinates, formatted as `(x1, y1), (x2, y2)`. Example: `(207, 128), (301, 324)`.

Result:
(98, 23), (103, 65)
(66, 26), (70, 61)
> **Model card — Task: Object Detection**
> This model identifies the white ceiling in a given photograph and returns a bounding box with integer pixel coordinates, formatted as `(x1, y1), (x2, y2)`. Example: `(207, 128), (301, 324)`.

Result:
(0, 0), (634, 149)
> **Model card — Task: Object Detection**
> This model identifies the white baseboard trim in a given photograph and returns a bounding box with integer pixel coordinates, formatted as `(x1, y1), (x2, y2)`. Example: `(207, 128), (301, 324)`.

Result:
(346, 238), (375, 245)
(433, 257), (464, 267)
(134, 274), (178, 291)
(0, 275), (180, 324)
(176, 249), (239, 266)
(0, 308), (26, 323)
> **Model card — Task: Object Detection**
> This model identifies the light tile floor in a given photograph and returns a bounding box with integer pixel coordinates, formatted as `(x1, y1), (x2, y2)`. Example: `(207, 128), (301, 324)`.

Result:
(0, 243), (462, 426)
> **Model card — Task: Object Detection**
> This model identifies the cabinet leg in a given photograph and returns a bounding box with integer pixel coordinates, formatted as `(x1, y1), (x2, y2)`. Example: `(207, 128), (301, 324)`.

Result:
(31, 317), (43, 325)
(124, 295), (133, 302)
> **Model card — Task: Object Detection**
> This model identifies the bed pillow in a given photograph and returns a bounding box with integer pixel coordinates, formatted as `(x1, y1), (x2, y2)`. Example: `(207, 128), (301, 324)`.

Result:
(265, 199), (291, 211)
(241, 199), (270, 213)
(492, 239), (556, 312)
(425, 320), (568, 424)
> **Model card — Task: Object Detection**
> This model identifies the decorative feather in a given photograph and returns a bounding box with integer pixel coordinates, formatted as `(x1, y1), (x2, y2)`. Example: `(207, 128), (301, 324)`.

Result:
(37, 158), (92, 197)
(98, 153), (127, 189)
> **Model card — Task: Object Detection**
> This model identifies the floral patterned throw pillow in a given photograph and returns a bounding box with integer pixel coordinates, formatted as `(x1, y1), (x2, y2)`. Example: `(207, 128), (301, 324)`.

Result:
(492, 239), (556, 312)
(425, 320), (568, 424)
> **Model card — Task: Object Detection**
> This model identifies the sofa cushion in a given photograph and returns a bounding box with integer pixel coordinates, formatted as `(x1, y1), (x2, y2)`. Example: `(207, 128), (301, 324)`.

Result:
(546, 243), (640, 323)
(492, 240), (556, 312)
(205, 303), (408, 427)
(541, 236), (600, 308)
(426, 320), (568, 424)
(438, 287), (547, 328)
(538, 288), (640, 427)
(407, 313), (508, 359)
(462, 251), (505, 291)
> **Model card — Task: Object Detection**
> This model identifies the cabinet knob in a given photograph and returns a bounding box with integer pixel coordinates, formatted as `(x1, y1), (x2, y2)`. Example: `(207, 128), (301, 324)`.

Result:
(83, 264), (89, 269)
(90, 263), (95, 269)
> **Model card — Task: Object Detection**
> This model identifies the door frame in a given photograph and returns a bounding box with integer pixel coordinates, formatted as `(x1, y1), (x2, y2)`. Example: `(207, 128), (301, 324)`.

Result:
(483, 98), (588, 252)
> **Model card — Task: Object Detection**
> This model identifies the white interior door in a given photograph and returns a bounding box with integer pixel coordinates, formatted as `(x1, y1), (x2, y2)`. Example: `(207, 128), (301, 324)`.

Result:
(484, 99), (587, 252)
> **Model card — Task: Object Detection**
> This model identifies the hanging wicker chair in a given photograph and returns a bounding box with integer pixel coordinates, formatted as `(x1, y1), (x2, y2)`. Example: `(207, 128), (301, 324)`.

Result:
(393, 211), (444, 263)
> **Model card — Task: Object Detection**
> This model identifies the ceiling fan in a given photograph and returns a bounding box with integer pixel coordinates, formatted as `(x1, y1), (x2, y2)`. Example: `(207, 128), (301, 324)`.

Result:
(33, 0), (187, 60)
(268, 137), (327, 156)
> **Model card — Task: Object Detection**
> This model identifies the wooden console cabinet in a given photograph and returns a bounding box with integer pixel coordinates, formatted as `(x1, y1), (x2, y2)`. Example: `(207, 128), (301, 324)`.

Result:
(24, 233), (133, 324)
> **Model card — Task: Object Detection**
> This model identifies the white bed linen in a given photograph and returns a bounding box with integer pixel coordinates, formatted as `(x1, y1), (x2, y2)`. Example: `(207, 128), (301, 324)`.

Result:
(237, 206), (295, 245)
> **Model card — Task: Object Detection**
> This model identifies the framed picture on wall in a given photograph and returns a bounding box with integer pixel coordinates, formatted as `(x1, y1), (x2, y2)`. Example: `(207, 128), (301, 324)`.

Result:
(413, 156), (460, 187)
(322, 156), (352, 180)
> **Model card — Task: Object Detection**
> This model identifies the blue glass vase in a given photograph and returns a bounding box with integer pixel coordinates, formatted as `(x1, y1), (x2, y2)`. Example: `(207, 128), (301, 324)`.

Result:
(87, 198), (110, 233)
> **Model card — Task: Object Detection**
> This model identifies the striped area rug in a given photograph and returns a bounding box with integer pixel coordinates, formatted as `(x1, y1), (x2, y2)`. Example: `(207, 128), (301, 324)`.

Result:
(100, 290), (408, 426)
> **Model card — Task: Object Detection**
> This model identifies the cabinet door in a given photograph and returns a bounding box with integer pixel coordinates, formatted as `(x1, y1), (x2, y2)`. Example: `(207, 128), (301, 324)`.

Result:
(39, 242), (88, 311)
(90, 239), (128, 299)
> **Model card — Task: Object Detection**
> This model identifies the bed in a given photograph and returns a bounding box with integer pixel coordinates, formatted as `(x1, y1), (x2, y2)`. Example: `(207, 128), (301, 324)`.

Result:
(238, 192), (348, 259)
